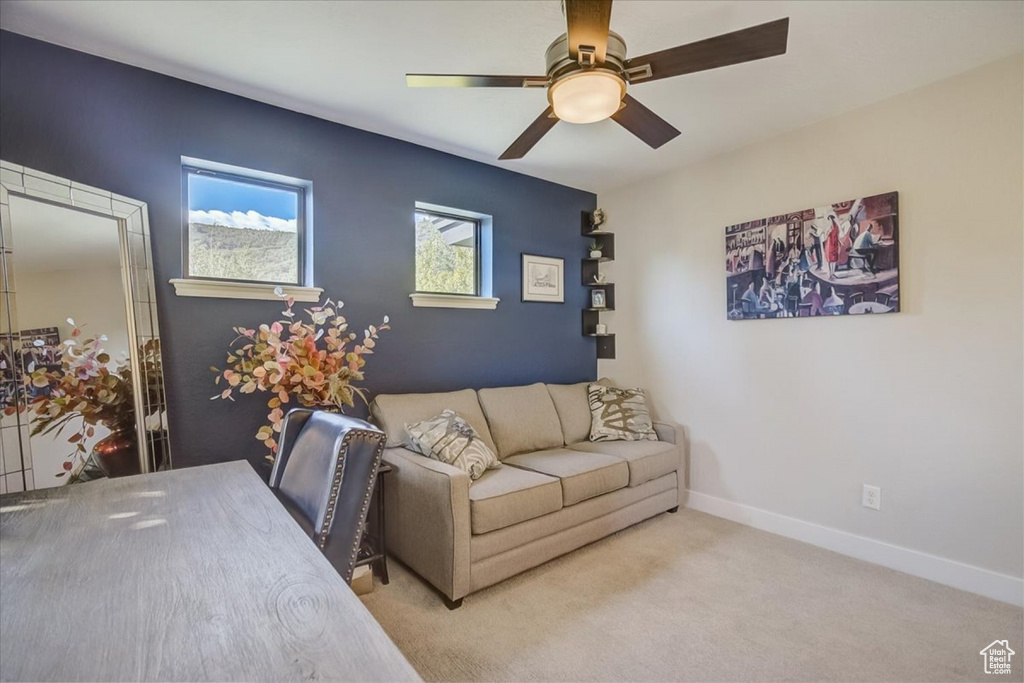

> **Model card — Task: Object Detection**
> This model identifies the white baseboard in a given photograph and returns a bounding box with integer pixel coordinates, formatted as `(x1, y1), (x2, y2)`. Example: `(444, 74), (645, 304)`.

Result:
(685, 490), (1023, 606)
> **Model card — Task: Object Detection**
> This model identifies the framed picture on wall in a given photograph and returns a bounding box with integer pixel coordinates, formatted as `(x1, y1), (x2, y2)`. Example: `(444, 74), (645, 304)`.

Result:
(521, 254), (564, 303)
(725, 191), (899, 320)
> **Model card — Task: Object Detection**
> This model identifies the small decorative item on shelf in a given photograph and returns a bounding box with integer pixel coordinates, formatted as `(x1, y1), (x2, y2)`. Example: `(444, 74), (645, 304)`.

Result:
(4, 319), (164, 482)
(211, 290), (390, 461)
(580, 209), (615, 360)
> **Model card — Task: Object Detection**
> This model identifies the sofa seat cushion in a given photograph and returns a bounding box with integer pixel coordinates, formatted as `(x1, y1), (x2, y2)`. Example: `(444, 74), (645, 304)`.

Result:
(568, 439), (678, 487)
(477, 383), (564, 459)
(468, 465), (563, 535)
(504, 448), (629, 506)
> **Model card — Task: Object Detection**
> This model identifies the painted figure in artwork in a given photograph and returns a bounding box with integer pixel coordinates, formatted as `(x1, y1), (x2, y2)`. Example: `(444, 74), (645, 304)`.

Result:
(824, 214), (841, 279)
(852, 222), (880, 273)
(801, 281), (825, 316)
(741, 282), (769, 316)
(808, 224), (823, 270)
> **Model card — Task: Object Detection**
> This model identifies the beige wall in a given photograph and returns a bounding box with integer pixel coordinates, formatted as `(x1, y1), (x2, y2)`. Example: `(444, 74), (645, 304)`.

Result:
(17, 266), (131, 359)
(599, 55), (1023, 579)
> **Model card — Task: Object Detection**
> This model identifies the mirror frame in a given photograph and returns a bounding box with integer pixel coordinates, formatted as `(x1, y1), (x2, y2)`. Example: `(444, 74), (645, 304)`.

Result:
(0, 160), (171, 490)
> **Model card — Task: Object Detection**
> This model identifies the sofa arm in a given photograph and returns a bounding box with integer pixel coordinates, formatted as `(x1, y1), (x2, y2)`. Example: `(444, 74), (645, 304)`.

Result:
(653, 420), (688, 493)
(653, 421), (676, 444)
(382, 447), (471, 601)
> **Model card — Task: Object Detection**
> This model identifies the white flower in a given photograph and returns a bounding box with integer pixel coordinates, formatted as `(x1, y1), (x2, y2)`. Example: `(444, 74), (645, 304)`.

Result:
(66, 317), (75, 326)
(273, 286), (285, 298)
(383, 315), (390, 324)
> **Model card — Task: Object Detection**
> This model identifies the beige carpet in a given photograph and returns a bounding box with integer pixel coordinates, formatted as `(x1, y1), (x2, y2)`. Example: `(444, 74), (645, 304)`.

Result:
(361, 509), (1022, 682)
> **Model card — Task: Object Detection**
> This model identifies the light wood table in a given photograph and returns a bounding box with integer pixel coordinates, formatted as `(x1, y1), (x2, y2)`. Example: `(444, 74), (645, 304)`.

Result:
(0, 461), (419, 682)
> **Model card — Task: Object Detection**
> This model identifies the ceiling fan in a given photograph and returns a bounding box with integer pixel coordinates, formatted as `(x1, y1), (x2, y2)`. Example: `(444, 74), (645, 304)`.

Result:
(407, 0), (789, 160)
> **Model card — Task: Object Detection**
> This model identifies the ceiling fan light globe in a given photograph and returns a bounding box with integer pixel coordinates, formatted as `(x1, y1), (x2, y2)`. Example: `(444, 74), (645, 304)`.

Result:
(549, 71), (625, 124)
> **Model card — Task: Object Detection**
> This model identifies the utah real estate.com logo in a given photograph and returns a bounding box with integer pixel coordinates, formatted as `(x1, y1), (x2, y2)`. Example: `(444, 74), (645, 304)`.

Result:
(980, 640), (1015, 675)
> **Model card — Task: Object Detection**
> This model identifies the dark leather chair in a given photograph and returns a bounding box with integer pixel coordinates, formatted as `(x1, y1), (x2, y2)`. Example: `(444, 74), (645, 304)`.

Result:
(269, 409), (387, 584)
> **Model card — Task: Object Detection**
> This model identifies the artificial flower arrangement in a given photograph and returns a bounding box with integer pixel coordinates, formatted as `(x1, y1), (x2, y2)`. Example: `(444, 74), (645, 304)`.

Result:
(3, 320), (161, 480)
(211, 291), (390, 460)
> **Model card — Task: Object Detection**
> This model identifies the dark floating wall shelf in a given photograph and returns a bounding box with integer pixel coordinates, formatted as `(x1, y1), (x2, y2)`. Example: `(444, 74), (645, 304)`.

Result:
(581, 211), (615, 360)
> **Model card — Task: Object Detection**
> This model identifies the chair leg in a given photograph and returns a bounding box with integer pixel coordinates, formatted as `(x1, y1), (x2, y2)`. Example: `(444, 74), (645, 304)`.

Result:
(667, 506), (680, 513)
(444, 596), (463, 610)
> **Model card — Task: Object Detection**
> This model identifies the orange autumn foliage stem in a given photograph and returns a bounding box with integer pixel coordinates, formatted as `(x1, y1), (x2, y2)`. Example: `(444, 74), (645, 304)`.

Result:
(211, 294), (390, 460)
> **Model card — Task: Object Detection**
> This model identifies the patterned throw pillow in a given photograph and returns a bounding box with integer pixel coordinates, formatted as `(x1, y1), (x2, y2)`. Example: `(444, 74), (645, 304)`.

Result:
(405, 410), (500, 480)
(587, 384), (658, 442)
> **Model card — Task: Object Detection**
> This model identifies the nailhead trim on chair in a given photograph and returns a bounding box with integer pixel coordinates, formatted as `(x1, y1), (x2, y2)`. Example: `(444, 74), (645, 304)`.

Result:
(346, 436), (386, 577)
(317, 437), (347, 550)
(316, 429), (386, 582)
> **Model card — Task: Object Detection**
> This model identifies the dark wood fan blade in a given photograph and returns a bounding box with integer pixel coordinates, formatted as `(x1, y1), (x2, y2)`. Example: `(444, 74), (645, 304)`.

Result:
(499, 107), (559, 160)
(565, 0), (613, 65)
(611, 94), (680, 149)
(625, 17), (789, 83)
(406, 74), (548, 88)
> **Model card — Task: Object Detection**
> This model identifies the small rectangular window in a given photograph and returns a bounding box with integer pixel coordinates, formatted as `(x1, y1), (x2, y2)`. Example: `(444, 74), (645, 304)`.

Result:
(415, 209), (480, 296)
(183, 165), (305, 285)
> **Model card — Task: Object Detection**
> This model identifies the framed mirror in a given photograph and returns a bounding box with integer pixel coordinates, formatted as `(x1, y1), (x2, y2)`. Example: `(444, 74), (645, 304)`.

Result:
(0, 161), (171, 493)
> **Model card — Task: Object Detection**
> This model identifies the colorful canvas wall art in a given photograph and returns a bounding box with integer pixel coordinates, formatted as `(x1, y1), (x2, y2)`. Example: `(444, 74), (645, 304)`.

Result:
(726, 191), (899, 320)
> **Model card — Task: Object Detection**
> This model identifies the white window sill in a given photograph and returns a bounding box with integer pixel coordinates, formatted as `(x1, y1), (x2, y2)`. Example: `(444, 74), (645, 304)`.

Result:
(409, 293), (499, 310)
(170, 278), (324, 302)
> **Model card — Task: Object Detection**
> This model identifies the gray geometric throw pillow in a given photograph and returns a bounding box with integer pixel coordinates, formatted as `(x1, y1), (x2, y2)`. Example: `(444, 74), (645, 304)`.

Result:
(587, 384), (658, 442)
(405, 409), (500, 480)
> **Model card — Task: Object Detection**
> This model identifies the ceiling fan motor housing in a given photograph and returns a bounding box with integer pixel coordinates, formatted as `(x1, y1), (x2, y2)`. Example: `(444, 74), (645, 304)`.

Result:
(545, 31), (628, 81)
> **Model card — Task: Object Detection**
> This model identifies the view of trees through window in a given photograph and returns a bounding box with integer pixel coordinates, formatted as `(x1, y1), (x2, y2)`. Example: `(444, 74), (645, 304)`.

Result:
(186, 169), (302, 284)
(415, 211), (478, 295)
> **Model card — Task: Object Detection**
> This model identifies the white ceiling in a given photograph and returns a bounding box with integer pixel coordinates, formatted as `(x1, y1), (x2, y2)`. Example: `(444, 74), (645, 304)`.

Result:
(2, 0), (1021, 193)
(8, 195), (121, 273)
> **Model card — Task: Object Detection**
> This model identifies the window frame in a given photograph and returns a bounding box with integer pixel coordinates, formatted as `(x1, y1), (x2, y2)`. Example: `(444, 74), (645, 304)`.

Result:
(413, 208), (482, 298)
(181, 164), (307, 287)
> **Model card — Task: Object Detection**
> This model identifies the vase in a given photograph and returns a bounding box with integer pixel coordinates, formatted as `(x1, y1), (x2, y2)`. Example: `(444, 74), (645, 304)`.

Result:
(93, 428), (140, 478)
(590, 250), (602, 259)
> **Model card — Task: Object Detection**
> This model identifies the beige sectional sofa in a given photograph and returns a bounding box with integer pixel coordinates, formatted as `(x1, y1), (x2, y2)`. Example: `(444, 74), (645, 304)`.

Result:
(369, 380), (682, 608)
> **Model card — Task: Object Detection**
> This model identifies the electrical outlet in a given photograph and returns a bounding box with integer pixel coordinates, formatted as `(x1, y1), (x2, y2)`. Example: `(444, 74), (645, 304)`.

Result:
(862, 484), (881, 511)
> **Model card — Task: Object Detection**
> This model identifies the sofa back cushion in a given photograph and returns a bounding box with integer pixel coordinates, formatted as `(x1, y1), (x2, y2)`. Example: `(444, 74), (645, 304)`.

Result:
(477, 383), (564, 459)
(369, 388), (496, 453)
(546, 378), (612, 445)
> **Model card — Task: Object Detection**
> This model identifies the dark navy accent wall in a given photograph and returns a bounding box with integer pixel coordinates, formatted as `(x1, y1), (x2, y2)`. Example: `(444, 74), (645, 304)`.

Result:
(0, 31), (597, 471)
